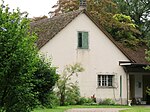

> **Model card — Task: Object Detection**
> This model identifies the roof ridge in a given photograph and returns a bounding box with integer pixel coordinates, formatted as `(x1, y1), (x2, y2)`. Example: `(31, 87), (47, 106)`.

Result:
(51, 9), (83, 19)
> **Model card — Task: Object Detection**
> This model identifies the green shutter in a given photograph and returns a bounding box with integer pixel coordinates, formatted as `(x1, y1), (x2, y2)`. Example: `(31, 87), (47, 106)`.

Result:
(82, 32), (88, 49)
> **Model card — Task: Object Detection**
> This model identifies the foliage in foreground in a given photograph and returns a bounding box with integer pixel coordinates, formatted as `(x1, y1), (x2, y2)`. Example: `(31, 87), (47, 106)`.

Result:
(56, 63), (84, 106)
(0, 2), (58, 112)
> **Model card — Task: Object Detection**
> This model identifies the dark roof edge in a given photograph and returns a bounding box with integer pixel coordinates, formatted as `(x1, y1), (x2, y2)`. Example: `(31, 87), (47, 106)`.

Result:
(119, 61), (150, 66)
(82, 10), (135, 63)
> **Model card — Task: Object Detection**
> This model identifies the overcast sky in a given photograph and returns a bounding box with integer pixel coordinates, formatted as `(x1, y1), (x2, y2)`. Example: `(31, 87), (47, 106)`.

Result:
(1, 0), (58, 17)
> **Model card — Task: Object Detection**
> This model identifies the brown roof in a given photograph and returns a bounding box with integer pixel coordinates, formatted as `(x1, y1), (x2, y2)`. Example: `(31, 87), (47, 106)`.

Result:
(30, 10), (149, 65)
(30, 10), (82, 48)
(117, 43), (149, 64)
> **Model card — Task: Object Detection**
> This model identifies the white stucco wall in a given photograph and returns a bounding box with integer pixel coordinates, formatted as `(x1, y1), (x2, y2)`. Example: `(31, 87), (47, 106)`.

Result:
(40, 13), (130, 104)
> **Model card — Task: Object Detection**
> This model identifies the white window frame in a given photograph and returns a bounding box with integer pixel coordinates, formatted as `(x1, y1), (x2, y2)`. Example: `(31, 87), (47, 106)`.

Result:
(98, 75), (114, 87)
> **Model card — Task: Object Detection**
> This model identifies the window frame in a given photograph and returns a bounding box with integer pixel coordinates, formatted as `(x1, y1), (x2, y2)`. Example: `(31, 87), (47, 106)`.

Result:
(97, 75), (114, 88)
(77, 31), (89, 49)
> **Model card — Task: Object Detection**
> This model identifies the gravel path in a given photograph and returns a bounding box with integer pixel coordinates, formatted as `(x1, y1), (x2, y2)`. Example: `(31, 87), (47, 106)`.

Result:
(65, 108), (128, 112)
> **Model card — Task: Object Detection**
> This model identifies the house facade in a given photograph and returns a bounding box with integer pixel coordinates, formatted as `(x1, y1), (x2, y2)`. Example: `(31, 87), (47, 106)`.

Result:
(31, 10), (150, 105)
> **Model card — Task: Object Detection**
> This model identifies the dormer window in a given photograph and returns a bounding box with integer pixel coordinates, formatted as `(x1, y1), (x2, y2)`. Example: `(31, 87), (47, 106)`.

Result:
(78, 31), (89, 49)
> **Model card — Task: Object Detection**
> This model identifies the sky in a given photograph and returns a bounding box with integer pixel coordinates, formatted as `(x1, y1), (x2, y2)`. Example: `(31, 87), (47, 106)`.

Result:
(1, 0), (58, 17)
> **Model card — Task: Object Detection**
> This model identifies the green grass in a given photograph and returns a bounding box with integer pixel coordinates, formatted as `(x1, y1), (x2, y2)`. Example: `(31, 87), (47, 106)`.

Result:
(120, 106), (150, 112)
(33, 105), (129, 112)
(33, 105), (150, 112)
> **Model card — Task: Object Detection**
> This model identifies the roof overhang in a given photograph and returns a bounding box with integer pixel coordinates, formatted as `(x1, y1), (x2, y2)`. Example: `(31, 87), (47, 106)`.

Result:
(119, 61), (150, 73)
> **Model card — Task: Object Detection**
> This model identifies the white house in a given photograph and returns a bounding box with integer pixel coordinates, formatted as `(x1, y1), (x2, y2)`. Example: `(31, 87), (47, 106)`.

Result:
(31, 9), (150, 105)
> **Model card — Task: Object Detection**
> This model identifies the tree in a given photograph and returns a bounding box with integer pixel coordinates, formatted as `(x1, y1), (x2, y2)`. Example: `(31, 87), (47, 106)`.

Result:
(50, 0), (142, 47)
(0, 2), (58, 111)
(111, 13), (141, 47)
(33, 56), (59, 108)
(113, 0), (150, 39)
(145, 50), (150, 70)
(50, 0), (117, 28)
(56, 63), (84, 106)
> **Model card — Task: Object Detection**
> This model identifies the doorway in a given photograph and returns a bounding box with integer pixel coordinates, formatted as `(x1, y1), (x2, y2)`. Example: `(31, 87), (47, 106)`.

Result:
(143, 75), (150, 104)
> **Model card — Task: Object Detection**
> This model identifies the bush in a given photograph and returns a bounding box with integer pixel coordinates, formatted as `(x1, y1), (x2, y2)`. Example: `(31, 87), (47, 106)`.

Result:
(65, 84), (80, 105)
(77, 97), (95, 105)
(43, 92), (59, 108)
(56, 63), (84, 106)
(100, 98), (115, 105)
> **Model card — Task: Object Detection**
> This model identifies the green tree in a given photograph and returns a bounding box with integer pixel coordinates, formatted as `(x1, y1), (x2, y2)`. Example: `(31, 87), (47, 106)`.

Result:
(33, 56), (59, 108)
(113, 0), (150, 39)
(0, 2), (58, 112)
(111, 13), (141, 47)
(50, 0), (141, 47)
(56, 63), (84, 106)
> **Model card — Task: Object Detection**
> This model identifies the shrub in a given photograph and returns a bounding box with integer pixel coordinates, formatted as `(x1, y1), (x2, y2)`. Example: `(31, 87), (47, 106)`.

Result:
(56, 63), (84, 106)
(44, 92), (59, 108)
(100, 98), (115, 105)
(65, 84), (80, 105)
(77, 97), (95, 105)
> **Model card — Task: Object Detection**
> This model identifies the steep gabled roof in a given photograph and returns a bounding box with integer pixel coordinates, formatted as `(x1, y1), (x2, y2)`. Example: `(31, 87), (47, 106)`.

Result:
(30, 10), (82, 48)
(30, 10), (149, 64)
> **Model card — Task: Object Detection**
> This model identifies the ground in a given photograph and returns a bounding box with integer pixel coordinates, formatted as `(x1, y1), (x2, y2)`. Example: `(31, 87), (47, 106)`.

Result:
(65, 108), (127, 112)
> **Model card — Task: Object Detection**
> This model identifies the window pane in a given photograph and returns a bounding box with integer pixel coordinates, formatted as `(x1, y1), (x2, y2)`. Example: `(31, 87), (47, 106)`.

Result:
(78, 32), (82, 48)
(98, 75), (101, 87)
(108, 75), (113, 86)
(102, 75), (107, 86)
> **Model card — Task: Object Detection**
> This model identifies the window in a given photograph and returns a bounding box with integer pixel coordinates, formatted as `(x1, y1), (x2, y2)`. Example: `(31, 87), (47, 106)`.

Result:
(78, 31), (89, 49)
(98, 75), (114, 87)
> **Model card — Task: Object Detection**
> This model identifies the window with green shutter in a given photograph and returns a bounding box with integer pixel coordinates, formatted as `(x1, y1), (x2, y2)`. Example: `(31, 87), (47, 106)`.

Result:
(78, 31), (89, 49)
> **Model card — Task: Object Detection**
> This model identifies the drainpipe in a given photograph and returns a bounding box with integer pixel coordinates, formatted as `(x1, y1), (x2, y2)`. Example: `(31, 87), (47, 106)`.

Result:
(127, 71), (132, 106)
(120, 75), (122, 105)
(124, 67), (130, 105)
(127, 73), (129, 105)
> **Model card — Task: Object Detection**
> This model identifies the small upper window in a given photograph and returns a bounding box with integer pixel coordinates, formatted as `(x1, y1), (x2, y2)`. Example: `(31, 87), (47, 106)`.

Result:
(78, 31), (89, 49)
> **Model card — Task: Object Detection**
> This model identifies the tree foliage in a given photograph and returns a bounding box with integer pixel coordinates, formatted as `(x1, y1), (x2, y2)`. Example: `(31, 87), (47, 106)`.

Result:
(0, 2), (58, 112)
(147, 87), (150, 96)
(113, 0), (150, 39)
(50, 0), (142, 47)
(33, 56), (59, 108)
(56, 63), (84, 106)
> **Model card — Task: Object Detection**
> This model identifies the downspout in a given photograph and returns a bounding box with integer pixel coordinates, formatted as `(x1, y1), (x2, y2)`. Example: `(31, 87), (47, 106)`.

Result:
(123, 66), (130, 105)
(126, 72), (129, 105)
(120, 75), (122, 105)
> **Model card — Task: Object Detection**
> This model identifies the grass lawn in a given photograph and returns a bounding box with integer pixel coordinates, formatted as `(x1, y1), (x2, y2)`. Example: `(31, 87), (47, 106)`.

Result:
(33, 105), (150, 112)
(33, 105), (129, 112)
(120, 106), (150, 112)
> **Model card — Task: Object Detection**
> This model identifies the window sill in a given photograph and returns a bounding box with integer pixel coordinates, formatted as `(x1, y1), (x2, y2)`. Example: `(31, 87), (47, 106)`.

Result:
(97, 86), (115, 89)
